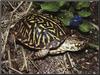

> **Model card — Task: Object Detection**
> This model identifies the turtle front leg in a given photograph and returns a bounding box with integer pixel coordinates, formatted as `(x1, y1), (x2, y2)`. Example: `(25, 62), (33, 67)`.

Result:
(33, 49), (49, 59)
(49, 46), (67, 55)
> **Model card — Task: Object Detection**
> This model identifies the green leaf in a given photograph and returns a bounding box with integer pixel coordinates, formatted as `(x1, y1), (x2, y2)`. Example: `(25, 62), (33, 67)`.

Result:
(58, 0), (66, 7)
(78, 9), (91, 17)
(79, 21), (91, 32)
(76, 2), (90, 10)
(40, 2), (60, 12)
(60, 17), (71, 26)
(59, 11), (73, 26)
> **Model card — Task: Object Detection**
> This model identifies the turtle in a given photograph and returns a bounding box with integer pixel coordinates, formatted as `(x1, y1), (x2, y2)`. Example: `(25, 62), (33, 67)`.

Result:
(10, 13), (88, 59)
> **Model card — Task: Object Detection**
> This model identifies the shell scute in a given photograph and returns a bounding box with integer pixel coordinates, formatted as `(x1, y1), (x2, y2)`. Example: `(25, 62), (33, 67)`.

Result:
(11, 13), (66, 49)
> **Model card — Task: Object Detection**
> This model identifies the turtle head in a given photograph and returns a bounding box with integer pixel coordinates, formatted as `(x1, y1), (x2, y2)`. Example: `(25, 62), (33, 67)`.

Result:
(63, 34), (88, 51)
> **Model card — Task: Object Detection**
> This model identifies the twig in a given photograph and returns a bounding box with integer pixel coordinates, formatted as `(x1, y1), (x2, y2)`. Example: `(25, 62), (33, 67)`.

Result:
(10, 1), (24, 19)
(7, 49), (12, 73)
(7, 1), (15, 9)
(28, 58), (42, 73)
(19, 52), (33, 71)
(26, 2), (32, 14)
(2, 52), (33, 69)
(66, 52), (80, 74)
(11, 1), (24, 14)
(53, 56), (69, 73)
(90, 22), (99, 31)
(2, 58), (18, 64)
(19, 2), (32, 16)
(1, 26), (10, 54)
(20, 63), (27, 72)
(88, 43), (99, 51)
(20, 47), (28, 71)
(9, 67), (23, 74)
(1, 2), (24, 54)
(13, 35), (17, 50)
(59, 59), (68, 73)
(63, 54), (71, 73)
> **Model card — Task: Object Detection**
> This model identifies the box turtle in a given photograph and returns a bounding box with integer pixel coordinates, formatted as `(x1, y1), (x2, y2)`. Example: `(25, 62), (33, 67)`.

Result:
(10, 13), (88, 59)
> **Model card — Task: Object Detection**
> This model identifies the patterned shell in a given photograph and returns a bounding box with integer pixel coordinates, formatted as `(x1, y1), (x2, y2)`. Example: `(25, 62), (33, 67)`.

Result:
(11, 13), (67, 49)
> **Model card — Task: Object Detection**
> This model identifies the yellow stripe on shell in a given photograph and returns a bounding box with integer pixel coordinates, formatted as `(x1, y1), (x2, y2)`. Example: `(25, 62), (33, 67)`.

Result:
(40, 24), (45, 29)
(33, 23), (37, 44)
(21, 27), (26, 37)
(22, 39), (28, 43)
(39, 15), (57, 25)
(42, 35), (46, 46)
(46, 21), (49, 26)
(39, 15), (66, 35)
(36, 33), (42, 47)
(36, 27), (42, 38)
(46, 33), (50, 44)
(59, 31), (63, 36)
(23, 28), (29, 38)
(19, 24), (24, 35)
(30, 20), (35, 23)
(25, 22), (31, 29)
(29, 39), (33, 45)
(27, 29), (32, 42)
(48, 32), (60, 40)
(49, 22), (54, 28)
(38, 17), (45, 23)
(49, 28), (56, 33)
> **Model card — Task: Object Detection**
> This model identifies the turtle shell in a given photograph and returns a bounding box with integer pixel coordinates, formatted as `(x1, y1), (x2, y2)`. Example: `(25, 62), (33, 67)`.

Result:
(11, 13), (67, 49)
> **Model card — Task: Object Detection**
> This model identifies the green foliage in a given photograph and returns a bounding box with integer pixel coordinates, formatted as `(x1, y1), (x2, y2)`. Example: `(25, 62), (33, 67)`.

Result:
(59, 0), (66, 7)
(40, 2), (60, 12)
(40, 1), (94, 33)
(79, 21), (91, 32)
(78, 9), (91, 17)
(76, 2), (90, 10)
(59, 11), (73, 26)
(40, 0), (66, 12)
